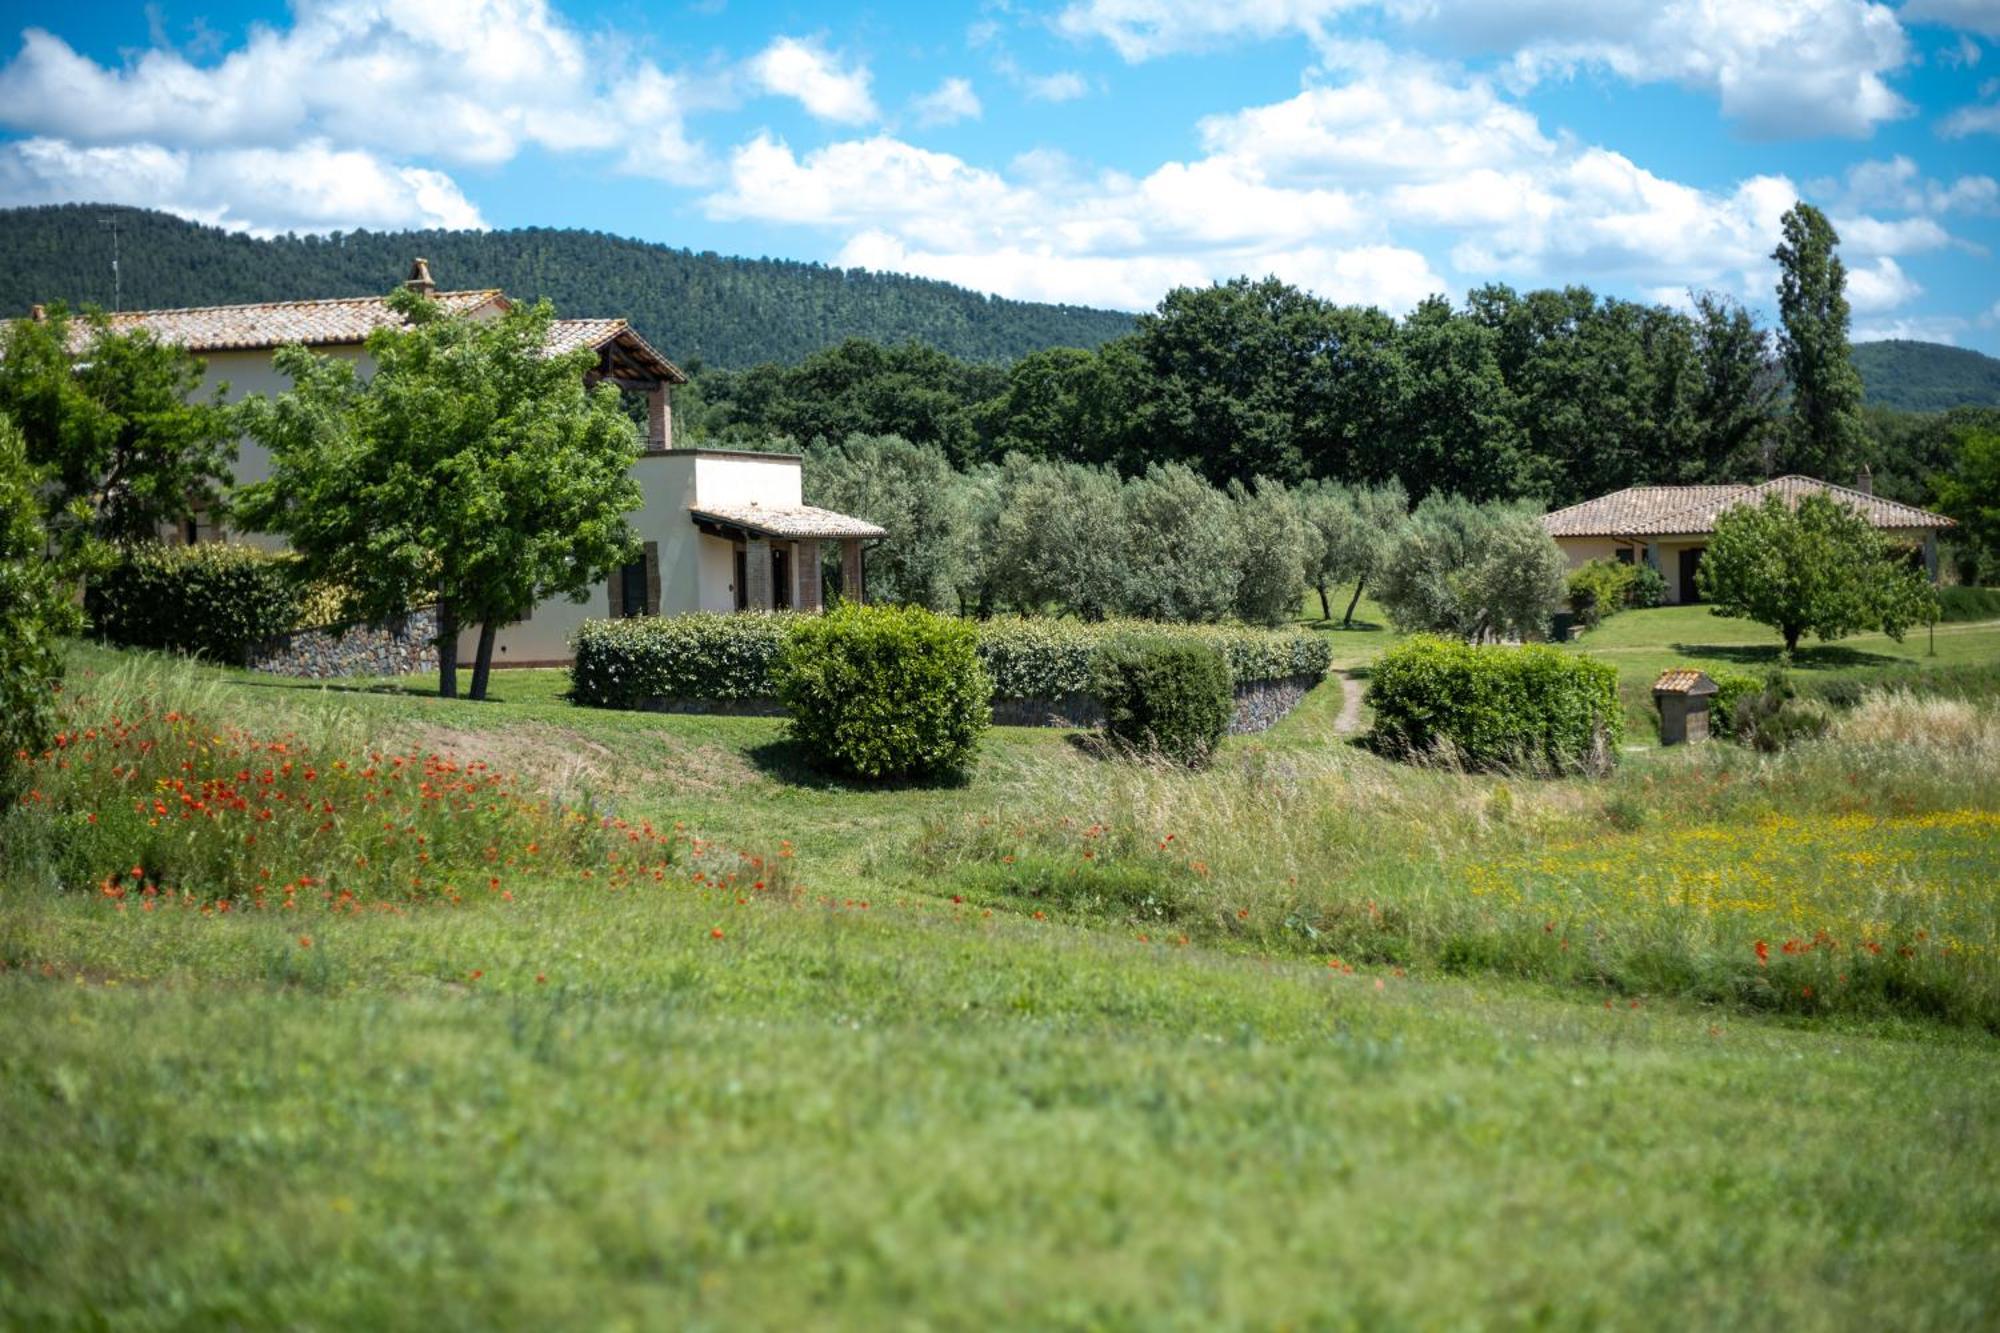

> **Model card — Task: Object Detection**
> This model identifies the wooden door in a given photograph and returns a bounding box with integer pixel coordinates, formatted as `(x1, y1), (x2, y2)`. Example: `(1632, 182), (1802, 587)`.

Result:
(1679, 548), (1703, 604)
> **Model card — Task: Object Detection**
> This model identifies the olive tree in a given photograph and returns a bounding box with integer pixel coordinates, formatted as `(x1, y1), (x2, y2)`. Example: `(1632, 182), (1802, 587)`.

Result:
(1119, 462), (1243, 623)
(1696, 491), (1936, 654)
(985, 454), (1127, 618)
(1302, 479), (1407, 624)
(1375, 494), (1567, 642)
(804, 433), (970, 611)
(1228, 476), (1317, 626)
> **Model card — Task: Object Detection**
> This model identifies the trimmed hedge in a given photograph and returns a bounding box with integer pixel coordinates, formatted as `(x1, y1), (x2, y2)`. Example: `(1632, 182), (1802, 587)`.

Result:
(569, 612), (1331, 711)
(775, 604), (991, 779)
(89, 543), (304, 663)
(1091, 637), (1233, 768)
(1365, 635), (1623, 774)
(1939, 586), (2000, 624)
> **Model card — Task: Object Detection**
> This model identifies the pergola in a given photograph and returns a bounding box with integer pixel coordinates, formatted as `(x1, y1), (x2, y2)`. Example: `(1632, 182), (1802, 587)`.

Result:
(690, 502), (887, 611)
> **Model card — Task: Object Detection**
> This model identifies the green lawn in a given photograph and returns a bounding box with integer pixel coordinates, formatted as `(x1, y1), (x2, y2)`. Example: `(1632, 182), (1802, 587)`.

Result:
(3, 643), (1998, 1327)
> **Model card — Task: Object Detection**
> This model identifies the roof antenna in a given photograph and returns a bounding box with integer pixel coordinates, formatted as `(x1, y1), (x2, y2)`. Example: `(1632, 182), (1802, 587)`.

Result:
(98, 214), (122, 311)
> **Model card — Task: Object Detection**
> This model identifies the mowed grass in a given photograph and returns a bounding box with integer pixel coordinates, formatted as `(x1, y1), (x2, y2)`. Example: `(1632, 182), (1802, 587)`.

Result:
(3, 645), (1999, 1327)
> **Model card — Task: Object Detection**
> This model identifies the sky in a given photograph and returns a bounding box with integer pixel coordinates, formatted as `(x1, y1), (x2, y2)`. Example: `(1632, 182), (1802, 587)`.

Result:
(0, 0), (1997, 350)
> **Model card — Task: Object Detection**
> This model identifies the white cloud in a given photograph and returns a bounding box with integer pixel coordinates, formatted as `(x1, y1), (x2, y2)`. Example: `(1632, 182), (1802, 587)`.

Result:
(1821, 155), (1998, 213)
(1830, 214), (1954, 254)
(697, 56), (1911, 313)
(1056, 0), (1914, 137)
(1903, 0), (2000, 38)
(746, 36), (878, 125)
(0, 1), (705, 230)
(0, 136), (484, 234)
(1853, 314), (1965, 342)
(911, 76), (982, 125)
(1844, 255), (1923, 312)
(1023, 70), (1091, 101)
(1940, 99), (2000, 135)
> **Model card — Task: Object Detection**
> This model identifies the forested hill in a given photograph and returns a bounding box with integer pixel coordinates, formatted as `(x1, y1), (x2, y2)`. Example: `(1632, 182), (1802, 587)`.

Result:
(1854, 339), (2000, 413)
(0, 204), (1135, 369)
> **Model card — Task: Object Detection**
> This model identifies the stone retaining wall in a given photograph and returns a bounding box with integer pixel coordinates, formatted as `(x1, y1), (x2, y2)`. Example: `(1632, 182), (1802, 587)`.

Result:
(636, 672), (1325, 735)
(249, 608), (440, 679)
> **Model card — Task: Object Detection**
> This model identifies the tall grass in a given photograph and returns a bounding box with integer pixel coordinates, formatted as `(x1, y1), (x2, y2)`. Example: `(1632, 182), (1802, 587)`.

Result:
(914, 696), (2000, 1027)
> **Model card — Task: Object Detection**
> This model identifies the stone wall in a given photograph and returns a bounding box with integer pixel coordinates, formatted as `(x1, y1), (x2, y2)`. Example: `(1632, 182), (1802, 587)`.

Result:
(637, 672), (1324, 735)
(249, 608), (440, 679)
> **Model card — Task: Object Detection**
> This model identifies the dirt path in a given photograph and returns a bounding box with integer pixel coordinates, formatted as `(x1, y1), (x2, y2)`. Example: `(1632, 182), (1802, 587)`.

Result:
(1332, 672), (1366, 736)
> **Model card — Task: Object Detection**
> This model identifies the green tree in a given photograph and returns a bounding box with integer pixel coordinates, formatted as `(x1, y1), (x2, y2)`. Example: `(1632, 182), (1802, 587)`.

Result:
(1382, 297), (1531, 501)
(1690, 291), (1781, 480)
(1119, 462), (1243, 623)
(0, 417), (90, 795)
(237, 288), (644, 700)
(978, 343), (1147, 470)
(0, 303), (236, 545)
(1375, 494), (1567, 642)
(1931, 425), (2000, 582)
(1696, 491), (1937, 654)
(985, 454), (1127, 618)
(1302, 479), (1407, 624)
(1773, 203), (1866, 478)
(1228, 476), (1317, 626)
(803, 434), (970, 611)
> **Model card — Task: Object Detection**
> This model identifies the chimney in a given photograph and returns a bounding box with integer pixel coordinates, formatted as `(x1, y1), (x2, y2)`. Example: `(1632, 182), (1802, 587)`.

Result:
(1855, 463), (1873, 496)
(29, 303), (45, 322)
(404, 257), (437, 296)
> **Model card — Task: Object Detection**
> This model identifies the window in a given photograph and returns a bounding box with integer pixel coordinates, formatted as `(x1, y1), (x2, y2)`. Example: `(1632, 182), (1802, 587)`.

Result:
(1614, 547), (1634, 565)
(771, 547), (791, 611)
(618, 558), (647, 618)
(733, 549), (748, 611)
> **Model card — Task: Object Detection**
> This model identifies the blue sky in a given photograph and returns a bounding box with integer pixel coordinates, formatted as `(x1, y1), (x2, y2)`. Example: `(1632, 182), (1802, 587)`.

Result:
(2, 0), (1997, 349)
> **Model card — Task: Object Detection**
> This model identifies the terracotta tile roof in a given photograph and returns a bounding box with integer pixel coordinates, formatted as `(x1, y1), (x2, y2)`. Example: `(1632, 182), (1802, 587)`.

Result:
(93, 289), (506, 352)
(1545, 477), (1953, 538)
(1541, 485), (1748, 537)
(1653, 669), (1718, 695)
(81, 292), (688, 384)
(690, 503), (887, 540)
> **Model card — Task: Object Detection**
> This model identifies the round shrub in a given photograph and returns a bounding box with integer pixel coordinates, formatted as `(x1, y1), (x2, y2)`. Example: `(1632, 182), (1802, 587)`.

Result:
(89, 543), (303, 662)
(1089, 636), (1234, 768)
(775, 603), (991, 779)
(1365, 635), (1622, 775)
(1626, 561), (1667, 609)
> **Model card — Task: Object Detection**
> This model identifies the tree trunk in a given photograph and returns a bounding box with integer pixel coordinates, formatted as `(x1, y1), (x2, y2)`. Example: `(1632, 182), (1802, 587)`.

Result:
(1317, 583), (1331, 622)
(469, 622), (498, 701)
(1783, 625), (1801, 655)
(436, 603), (460, 699)
(1343, 578), (1366, 627)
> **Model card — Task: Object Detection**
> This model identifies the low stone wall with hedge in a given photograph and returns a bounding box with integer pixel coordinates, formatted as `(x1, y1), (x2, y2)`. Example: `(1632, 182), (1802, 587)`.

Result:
(248, 608), (440, 680)
(570, 613), (1333, 735)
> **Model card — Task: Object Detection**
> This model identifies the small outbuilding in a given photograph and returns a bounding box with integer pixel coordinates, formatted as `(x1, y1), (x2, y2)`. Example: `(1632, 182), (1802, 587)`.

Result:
(1653, 669), (1719, 745)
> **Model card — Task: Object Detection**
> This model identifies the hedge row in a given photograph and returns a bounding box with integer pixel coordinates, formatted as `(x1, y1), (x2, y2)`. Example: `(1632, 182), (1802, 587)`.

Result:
(569, 612), (1332, 711)
(1365, 635), (1622, 774)
(89, 543), (354, 663)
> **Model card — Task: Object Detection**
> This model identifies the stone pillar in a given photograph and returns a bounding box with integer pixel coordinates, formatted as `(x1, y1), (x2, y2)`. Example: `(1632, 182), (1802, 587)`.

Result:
(796, 539), (821, 611)
(745, 537), (773, 610)
(647, 386), (671, 451)
(841, 538), (864, 606)
(1925, 531), (1939, 582)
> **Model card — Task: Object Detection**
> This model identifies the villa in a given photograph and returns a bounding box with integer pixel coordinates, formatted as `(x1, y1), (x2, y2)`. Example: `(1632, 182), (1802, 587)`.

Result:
(55, 260), (884, 666)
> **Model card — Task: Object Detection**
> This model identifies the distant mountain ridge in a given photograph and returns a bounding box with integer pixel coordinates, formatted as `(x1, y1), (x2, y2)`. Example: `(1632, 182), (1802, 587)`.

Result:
(0, 205), (1135, 369)
(1853, 338), (2000, 413)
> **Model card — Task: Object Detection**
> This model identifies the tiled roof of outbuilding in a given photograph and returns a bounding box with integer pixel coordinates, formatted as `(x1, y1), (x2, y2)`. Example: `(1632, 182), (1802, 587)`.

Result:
(1544, 477), (1953, 538)
(1653, 669), (1718, 695)
(690, 503), (887, 541)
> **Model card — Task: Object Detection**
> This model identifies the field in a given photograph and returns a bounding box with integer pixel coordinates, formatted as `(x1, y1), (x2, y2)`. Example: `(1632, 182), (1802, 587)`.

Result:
(3, 625), (1999, 1328)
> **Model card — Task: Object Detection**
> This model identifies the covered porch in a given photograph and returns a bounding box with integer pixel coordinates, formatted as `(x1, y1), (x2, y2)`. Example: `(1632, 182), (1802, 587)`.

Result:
(689, 502), (887, 612)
